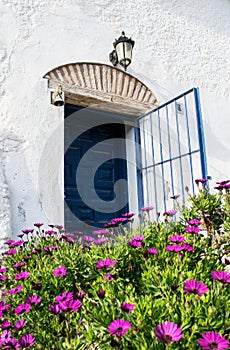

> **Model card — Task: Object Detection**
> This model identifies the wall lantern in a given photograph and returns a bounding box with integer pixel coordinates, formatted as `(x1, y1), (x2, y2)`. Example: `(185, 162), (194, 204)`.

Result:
(51, 85), (64, 107)
(109, 31), (135, 71)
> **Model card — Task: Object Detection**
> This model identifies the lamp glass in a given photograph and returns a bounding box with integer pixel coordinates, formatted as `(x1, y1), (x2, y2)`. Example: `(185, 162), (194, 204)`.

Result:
(116, 41), (132, 68)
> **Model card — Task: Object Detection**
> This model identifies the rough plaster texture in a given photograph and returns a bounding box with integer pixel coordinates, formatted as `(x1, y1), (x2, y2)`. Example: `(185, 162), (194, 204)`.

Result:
(0, 0), (229, 243)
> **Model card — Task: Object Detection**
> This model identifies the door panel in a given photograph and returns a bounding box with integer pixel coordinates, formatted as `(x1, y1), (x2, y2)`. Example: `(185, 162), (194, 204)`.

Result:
(64, 105), (128, 233)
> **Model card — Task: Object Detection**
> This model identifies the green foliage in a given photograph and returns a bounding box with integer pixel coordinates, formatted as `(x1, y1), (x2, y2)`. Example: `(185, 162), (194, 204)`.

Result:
(0, 187), (230, 349)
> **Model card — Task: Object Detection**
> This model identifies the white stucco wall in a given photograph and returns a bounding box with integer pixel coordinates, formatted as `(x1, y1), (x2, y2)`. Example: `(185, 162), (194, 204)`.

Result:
(0, 0), (229, 241)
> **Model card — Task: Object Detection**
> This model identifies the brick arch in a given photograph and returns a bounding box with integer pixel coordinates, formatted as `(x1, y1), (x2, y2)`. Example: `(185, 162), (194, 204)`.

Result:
(43, 62), (158, 116)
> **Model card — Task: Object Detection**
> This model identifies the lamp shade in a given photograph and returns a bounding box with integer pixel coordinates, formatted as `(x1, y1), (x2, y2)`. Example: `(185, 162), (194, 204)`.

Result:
(113, 32), (135, 70)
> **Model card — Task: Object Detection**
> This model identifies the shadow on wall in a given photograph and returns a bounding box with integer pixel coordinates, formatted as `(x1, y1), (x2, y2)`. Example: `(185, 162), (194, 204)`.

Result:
(0, 133), (46, 241)
(5, 150), (46, 238)
(203, 120), (230, 162)
(0, 152), (11, 250)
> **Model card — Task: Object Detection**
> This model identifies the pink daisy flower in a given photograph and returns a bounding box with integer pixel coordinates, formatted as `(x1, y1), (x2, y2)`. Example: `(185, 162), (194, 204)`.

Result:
(18, 334), (35, 348)
(49, 303), (62, 315)
(183, 280), (209, 296)
(96, 259), (116, 270)
(53, 266), (67, 277)
(108, 319), (131, 337)
(169, 234), (185, 243)
(195, 178), (208, 184)
(166, 245), (184, 253)
(198, 331), (229, 350)
(185, 226), (200, 234)
(188, 219), (201, 225)
(1, 320), (11, 330)
(154, 321), (183, 344)
(128, 239), (142, 248)
(211, 270), (230, 285)
(144, 248), (158, 255)
(132, 235), (145, 241)
(122, 212), (135, 218)
(55, 292), (73, 303)
(120, 302), (135, 312)
(141, 206), (154, 211)
(26, 295), (41, 305)
(14, 319), (26, 332)
(9, 286), (23, 295)
(14, 303), (31, 315)
(34, 222), (44, 228)
(59, 299), (82, 313)
(163, 210), (177, 216)
(22, 229), (34, 234)
(181, 243), (194, 252)
(15, 272), (30, 281)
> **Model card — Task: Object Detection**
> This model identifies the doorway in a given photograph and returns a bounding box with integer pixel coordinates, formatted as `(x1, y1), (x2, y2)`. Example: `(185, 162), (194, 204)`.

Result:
(64, 104), (129, 233)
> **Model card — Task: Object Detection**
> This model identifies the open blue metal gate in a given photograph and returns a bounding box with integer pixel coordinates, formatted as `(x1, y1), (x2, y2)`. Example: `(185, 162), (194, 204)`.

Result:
(135, 87), (208, 217)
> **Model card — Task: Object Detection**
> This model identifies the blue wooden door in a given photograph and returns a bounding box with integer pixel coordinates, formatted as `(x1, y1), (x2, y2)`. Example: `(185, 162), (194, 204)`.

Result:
(64, 104), (128, 233)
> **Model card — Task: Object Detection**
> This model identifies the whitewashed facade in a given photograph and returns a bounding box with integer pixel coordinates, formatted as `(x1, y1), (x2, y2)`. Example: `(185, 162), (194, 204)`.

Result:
(0, 0), (230, 244)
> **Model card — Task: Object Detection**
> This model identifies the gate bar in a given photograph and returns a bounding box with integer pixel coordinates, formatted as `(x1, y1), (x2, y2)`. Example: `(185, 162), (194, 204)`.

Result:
(134, 125), (144, 210)
(194, 87), (208, 180)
